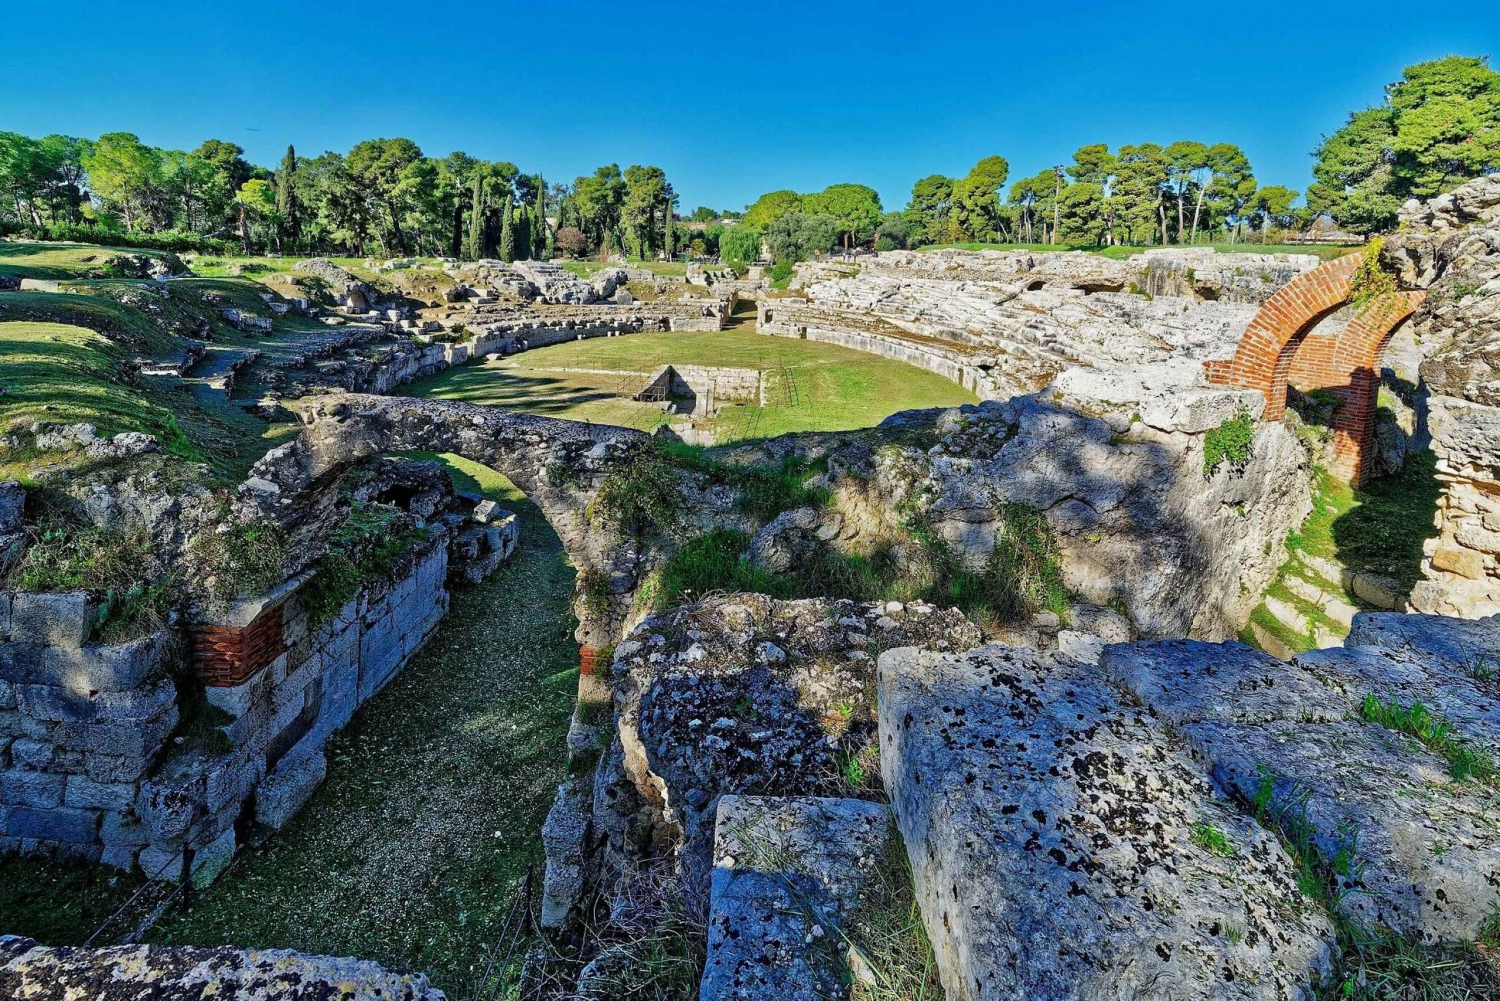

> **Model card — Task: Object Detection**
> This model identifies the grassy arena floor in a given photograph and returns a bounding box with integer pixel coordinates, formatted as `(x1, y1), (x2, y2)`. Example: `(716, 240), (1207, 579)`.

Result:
(405, 328), (977, 441)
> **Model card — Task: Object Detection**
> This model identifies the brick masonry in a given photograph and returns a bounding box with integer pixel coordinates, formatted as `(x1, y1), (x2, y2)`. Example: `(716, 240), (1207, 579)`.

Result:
(1205, 254), (1425, 484)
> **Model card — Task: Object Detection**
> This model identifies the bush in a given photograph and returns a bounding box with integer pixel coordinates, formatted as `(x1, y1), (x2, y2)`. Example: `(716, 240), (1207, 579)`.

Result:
(1203, 408), (1257, 477)
(0, 220), (234, 255)
(719, 226), (762, 269)
(769, 260), (795, 288)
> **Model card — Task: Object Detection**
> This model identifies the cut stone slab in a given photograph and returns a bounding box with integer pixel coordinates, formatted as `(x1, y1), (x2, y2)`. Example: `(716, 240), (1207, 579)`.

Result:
(1347, 611), (1500, 677)
(701, 795), (891, 1001)
(253, 751), (327, 830)
(1183, 718), (1500, 942)
(878, 643), (1335, 1000)
(1100, 639), (1354, 725)
(0, 937), (447, 1000)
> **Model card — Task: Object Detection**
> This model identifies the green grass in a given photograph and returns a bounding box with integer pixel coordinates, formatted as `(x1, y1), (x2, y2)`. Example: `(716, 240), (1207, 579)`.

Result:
(0, 240), (180, 280)
(1359, 696), (1499, 786)
(1288, 453), (1442, 592)
(915, 241), (1361, 262)
(404, 329), (975, 444)
(148, 455), (577, 995)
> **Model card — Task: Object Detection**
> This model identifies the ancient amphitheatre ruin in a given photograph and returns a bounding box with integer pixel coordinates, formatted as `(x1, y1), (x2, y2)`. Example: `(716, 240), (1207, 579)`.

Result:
(4, 38), (1500, 1001)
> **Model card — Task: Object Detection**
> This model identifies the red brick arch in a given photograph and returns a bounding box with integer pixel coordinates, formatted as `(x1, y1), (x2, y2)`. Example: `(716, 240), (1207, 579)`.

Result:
(1204, 254), (1424, 484)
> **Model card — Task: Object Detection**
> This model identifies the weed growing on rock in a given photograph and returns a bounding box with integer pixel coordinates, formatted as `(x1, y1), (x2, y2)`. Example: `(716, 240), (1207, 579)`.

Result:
(192, 517), (289, 604)
(8, 516), (173, 641)
(300, 502), (429, 629)
(1189, 822), (1236, 857)
(841, 831), (944, 1001)
(1359, 695), (1499, 786)
(1348, 238), (1396, 311)
(1203, 407), (1255, 478)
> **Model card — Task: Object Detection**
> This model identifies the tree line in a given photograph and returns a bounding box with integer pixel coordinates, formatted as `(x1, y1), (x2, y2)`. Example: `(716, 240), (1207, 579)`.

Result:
(0, 131), (683, 261)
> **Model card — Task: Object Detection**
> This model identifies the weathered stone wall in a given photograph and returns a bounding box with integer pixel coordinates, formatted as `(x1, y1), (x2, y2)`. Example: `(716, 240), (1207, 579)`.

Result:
(1383, 174), (1500, 617)
(0, 534), (450, 879)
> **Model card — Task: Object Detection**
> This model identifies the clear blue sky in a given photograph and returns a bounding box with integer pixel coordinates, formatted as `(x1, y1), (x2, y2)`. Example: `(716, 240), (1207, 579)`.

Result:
(6, 1), (1495, 213)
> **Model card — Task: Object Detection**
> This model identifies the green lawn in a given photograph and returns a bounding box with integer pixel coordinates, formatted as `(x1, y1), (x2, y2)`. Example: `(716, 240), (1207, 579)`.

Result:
(404, 329), (976, 442)
(916, 241), (1362, 262)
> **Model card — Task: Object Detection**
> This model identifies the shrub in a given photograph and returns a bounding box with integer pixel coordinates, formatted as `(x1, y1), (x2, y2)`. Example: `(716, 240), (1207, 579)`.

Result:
(299, 502), (430, 629)
(0, 221), (233, 255)
(8, 517), (174, 640)
(769, 260), (795, 288)
(1349, 237), (1396, 310)
(1203, 407), (1256, 477)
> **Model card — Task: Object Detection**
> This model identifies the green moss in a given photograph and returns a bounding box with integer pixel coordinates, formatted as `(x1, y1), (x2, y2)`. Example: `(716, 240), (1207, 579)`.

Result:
(192, 518), (289, 604)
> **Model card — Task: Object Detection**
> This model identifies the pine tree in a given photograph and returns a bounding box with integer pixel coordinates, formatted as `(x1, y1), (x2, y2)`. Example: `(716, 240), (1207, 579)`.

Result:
(499, 193), (516, 262)
(276, 145), (301, 250)
(465, 175), (485, 261)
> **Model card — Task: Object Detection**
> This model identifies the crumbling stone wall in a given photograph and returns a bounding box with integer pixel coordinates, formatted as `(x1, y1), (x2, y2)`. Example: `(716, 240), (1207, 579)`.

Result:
(0, 535), (450, 878)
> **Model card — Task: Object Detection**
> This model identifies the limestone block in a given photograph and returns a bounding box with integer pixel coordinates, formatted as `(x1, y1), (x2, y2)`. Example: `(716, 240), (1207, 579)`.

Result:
(0, 681), (14, 712)
(7, 737), (50, 770)
(190, 827), (237, 887)
(1056, 629), (1106, 664)
(0, 938), (448, 999)
(1263, 594), (1309, 635)
(137, 845), (185, 880)
(1350, 572), (1404, 610)
(1433, 545), (1485, 579)
(63, 776), (135, 812)
(701, 796), (892, 1001)
(878, 644), (1335, 998)
(39, 632), (171, 693)
(0, 643), (43, 683)
(17, 677), (175, 725)
(99, 810), (150, 847)
(1456, 519), (1500, 555)
(0, 769), (65, 807)
(0, 593), (10, 641)
(4, 805), (99, 844)
(9, 592), (94, 647)
(99, 845), (138, 872)
(254, 751), (327, 830)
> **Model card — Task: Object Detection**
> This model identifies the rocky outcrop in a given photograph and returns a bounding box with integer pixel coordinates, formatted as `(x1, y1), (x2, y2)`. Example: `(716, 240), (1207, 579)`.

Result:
(0, 936), (445, 1000)
(601, 594), (981, 909)
(291, 258), (380, 313)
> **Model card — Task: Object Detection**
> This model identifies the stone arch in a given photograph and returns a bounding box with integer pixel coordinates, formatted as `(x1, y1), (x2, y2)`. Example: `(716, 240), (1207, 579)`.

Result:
(238, 394), (655, 662)
(1204, 254), (1424, 484)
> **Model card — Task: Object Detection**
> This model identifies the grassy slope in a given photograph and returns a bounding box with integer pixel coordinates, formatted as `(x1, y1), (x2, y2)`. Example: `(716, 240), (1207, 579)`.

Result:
(917, 241), (1361, 263)
(149, 457), (576, 995)
(0, 241), (179, 280)
(406, 329), (976, 442)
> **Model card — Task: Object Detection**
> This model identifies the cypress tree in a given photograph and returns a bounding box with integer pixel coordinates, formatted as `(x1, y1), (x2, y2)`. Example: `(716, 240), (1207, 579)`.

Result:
(276, 145), (301, 250)
(465, 175), (485, 261)
(513, 205), (531, 262)
(663, 198), (674, 259)
(533, 177), (547, 259)
(499, 193), (516, 262)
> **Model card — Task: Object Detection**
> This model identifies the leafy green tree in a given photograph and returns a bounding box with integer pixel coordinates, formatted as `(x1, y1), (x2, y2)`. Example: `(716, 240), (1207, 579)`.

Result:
(237, 178), (282, 251)
(950, 156), (1010, 241)
(1243, 185), (1300, 242)
(1056, 183), (1106, 244)
(1164, 141), (1209, 242)
(719, 225), (762, 268)
(742, 189), (801, 228)
(573, 164), (626, 254)
(499, 192), (516, 262)
(808, 183), (882, 251)
(1113, 143), (1171, 245)
(346, 137), (424, 254)
(1067, 144), (1117, 242)
(765, 212), (838, 261)
(82, 132), (163, 231)
(1310, 56), (1500, 234)
(1200, 143), (1255, 243)
(275, 145), (301, 249)
(688, 206), (718, 223)
(875, 211), (908, 250)
(904, 174), (954, 245)
(623, 164), (670, 258)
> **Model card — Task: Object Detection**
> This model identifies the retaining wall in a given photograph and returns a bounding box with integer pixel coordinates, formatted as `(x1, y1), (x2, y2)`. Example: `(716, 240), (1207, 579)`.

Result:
(0, 538), (450, 880)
